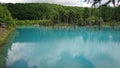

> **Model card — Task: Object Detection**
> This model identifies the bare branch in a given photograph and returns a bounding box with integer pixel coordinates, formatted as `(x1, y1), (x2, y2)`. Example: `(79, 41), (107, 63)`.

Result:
(85, 0), (120, 7)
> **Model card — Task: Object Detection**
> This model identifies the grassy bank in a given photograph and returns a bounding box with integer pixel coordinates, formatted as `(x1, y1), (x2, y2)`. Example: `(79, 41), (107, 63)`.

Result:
(14, 19), (53, 26)
(0, 27), (14, 46)
(102, 22), (120, 27)
(14, 19), (120, 27)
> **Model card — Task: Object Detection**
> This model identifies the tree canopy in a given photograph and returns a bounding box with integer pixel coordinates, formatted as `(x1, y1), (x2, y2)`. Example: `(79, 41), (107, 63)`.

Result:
(0, 3), (13, 26)
(4, 3), (120, 26)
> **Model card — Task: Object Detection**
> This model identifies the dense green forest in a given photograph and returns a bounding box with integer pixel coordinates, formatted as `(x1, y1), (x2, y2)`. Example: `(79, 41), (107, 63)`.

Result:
(0, 3), (13, 26)
(4, 3), (120, 26)
(0, 3), (120, 26)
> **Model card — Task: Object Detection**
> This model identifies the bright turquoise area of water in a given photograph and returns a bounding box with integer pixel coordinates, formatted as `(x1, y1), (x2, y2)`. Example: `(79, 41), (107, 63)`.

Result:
(2, 27), (120, 68)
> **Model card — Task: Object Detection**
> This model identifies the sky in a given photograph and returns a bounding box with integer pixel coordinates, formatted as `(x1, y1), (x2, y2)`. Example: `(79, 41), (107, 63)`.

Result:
(0, 0), (91, 7)
(0, 0), (119, 7)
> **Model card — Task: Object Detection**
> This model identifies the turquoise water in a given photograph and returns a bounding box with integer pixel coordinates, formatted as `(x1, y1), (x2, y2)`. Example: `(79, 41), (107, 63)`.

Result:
(4, 27), (120, 68)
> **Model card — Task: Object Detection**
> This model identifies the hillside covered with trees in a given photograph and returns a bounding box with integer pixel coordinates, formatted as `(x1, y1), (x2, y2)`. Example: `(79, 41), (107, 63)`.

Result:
(0, 3), (14, 46)
(4, 3), (120, 26)
(0, 3), (13, 26)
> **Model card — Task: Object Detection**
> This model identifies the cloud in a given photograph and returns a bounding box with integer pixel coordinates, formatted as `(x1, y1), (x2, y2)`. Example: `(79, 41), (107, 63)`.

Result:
(0, 0), (15, 3)
(0, 0), (92, 7)
(0, 0), (119, 7)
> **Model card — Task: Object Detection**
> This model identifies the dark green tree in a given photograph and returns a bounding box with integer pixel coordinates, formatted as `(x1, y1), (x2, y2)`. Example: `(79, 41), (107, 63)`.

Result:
(0, 3), (13, 26)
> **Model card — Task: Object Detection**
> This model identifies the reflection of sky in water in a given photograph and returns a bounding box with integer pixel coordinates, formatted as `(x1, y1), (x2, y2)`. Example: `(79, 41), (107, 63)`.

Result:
(7, 27), (120, 68)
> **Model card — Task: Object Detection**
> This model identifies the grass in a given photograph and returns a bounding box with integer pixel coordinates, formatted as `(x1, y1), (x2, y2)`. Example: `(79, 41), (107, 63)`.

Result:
(14, 19), (53, 26)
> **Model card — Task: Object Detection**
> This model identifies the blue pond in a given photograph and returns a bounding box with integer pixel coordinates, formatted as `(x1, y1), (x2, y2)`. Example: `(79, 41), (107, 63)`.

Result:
(5, 26), (120, 68)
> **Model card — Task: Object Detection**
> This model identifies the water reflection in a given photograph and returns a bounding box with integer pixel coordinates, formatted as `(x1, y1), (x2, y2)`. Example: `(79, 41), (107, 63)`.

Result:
(7, 59), (29, 68)
(6, 27), (120, 68)
(0, 32), (15, 68)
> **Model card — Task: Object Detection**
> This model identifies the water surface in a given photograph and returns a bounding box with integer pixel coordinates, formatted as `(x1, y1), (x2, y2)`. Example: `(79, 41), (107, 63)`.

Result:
(1, 26), (120, 68)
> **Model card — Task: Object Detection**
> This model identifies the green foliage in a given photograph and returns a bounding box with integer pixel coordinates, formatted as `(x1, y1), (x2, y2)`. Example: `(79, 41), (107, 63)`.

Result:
(14, 20), (53, 26)
(0, 3), (13, 26)
(86, 16), (96, 25)
(4, 3), (85, 25)
(77, 17), (84, 26)
(2, 3), (120, 26)
(83, 7), (90, 21)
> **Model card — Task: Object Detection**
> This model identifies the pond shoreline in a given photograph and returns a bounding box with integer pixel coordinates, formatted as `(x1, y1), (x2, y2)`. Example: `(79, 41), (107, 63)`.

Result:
(0, 25), (120, 46)
(0, 27), (15, 46)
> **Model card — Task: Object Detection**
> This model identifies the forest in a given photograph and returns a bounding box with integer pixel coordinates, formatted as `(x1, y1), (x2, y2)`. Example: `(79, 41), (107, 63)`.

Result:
(0, 3), (13, 26)
(0, 3), (120, 26)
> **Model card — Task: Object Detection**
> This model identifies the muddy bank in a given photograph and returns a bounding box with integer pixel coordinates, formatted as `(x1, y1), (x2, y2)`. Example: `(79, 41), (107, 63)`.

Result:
(0, 27), (14, 46)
